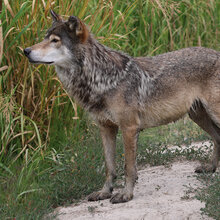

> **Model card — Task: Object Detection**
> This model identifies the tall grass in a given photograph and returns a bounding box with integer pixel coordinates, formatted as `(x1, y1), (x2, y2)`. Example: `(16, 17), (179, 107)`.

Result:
(0, 0), (219, 218)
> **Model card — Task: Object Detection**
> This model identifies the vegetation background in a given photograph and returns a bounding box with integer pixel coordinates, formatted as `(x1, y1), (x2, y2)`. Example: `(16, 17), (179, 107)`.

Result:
(0, 0), (219, 219)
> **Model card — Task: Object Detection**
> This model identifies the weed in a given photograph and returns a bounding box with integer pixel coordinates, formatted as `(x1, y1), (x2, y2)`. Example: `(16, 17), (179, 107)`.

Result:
(88, 205), (97, 213)
(196, 173), (220, 220)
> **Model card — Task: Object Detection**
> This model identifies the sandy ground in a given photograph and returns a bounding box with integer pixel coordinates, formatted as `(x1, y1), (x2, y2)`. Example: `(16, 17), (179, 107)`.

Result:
(55, 142), (214, 220)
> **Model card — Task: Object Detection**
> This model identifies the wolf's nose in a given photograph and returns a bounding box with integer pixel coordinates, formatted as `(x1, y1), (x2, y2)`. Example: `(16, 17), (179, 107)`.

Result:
(23, 48), (32, 56)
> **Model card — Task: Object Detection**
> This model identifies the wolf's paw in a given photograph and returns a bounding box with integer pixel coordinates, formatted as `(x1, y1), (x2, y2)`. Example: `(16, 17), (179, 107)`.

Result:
(88, 191), (112, 201)
(195, 164), (216, 173)
(110, 192), (133, 204)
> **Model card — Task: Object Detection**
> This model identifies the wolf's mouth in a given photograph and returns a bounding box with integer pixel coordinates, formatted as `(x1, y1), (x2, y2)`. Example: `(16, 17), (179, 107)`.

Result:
(28, 58), (54, 65)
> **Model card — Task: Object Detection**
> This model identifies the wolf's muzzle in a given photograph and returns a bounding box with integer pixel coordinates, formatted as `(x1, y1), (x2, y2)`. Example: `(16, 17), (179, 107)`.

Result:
(23, 47), (54, 64)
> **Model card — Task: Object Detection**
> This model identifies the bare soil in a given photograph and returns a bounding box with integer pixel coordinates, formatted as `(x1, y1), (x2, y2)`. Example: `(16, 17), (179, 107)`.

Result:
(55, 155), (214, 220)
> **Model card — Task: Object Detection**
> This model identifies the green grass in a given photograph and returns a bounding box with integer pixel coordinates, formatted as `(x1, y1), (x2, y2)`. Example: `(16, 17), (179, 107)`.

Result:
(196, 173), (220, 220)
(1, 115), (211, 219)
(0, 0), (220, 219)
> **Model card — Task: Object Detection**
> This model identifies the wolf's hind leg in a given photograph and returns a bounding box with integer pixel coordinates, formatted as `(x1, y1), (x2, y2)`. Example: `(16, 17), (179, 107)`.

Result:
(189, 102), (220, 173)
(88, 122), (118, 201)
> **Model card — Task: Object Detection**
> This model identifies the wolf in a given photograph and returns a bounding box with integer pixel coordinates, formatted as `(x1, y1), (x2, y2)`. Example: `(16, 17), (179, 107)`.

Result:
(24, 10), (220, 204)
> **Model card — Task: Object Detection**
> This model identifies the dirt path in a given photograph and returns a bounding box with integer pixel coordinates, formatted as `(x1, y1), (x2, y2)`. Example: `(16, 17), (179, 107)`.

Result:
(55, 159), (213, 220)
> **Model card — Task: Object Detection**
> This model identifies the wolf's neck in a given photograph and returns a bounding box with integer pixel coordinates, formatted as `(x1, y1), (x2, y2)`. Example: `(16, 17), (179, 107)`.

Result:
(82, 38), (133, 93)
(55, 38), (134, 110)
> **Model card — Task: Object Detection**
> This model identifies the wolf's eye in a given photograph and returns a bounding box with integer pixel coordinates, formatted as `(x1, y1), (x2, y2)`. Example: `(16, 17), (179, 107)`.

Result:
(51, 38), (59, 43)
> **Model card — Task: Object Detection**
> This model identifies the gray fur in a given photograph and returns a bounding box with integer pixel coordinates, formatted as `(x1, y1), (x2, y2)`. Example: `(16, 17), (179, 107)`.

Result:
(24, 14), (220, 204)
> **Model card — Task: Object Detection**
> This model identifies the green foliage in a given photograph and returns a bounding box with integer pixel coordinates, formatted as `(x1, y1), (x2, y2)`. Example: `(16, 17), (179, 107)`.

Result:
(196, 173), (220, 220)
(0, 0), (219, 218)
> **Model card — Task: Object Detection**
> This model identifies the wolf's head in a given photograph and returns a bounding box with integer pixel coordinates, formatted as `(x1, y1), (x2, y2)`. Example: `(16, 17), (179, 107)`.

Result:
(24, 10), (89, 66)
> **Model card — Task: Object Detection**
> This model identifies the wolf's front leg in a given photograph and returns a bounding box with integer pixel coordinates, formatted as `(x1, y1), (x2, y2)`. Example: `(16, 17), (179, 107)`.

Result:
(88, 122), (118, 201)
(110, 126), (138, 204)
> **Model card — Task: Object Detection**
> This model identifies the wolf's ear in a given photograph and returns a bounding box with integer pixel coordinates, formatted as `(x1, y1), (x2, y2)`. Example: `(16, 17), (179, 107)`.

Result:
(67, 16), (89, 43)
(50, 9), (62, 22)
